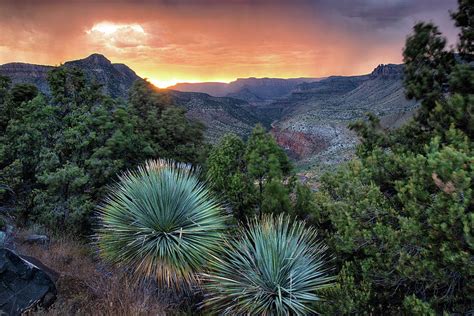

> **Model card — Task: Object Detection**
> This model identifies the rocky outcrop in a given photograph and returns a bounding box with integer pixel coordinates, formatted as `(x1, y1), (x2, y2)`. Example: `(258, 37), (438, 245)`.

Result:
(24, 234), (49, 245)
(370, 64), (404, 79)
(272, 128), (328, 159)
(0, 248), (57, 315)
(64, 54), (141, 99)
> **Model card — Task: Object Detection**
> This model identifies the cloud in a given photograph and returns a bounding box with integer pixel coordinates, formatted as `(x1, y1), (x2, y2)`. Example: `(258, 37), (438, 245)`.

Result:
(0, 0), (460, 85)
(86, 22), (149, 49)
(316, 0), (457, 28)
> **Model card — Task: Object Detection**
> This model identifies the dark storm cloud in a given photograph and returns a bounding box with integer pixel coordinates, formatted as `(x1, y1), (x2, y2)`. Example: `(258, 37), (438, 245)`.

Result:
(316, 0), (457, 28)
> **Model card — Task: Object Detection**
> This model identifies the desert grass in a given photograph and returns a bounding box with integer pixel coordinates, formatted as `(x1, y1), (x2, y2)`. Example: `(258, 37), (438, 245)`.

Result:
(16, 232), (181, 316)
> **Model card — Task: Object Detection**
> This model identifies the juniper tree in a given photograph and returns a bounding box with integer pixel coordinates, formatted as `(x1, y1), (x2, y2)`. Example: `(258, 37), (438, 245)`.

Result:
(314, 1), (473, 313)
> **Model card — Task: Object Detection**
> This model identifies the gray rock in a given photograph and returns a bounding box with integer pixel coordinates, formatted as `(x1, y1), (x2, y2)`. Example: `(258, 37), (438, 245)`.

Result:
(0, 232), (5, 246)
(25, 234), (49, 244)
(0, 248), (57, 315)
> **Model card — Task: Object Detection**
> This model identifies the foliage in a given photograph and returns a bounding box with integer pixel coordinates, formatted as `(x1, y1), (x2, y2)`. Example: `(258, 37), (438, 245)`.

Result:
(452, 0), (474, 62)
(206, 125), (298, 221)
(245, 124), (292, 195)
(0, 68), (207, 235)
(260, 180), (292, 215)
(129, 80), (208, 163)
(294, 182), (316, 219)
(97, 159), (227, 288)
(205, 133), (255, 221)
(202, 214), (334, 315)
(313, 1), (473, 313)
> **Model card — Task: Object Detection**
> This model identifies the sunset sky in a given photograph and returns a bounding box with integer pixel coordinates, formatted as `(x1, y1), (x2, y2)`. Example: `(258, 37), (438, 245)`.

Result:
(0, 0), (459, 88)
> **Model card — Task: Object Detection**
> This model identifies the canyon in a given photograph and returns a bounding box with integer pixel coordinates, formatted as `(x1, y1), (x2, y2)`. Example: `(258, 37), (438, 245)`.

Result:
(1, 55), (417, 173)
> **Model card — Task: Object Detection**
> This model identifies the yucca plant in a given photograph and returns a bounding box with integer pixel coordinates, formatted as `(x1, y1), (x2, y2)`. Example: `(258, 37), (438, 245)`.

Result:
(202, 214), (334, 315)
(97, 159), (227, 288)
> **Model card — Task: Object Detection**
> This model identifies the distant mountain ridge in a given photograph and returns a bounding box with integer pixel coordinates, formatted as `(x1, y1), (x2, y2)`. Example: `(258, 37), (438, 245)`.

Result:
(269, 63), (417, 171)
(0, 62), (54, 94)
(0, 54), (260, 141)
(0, 54), (417, 172)
(64, 54), (141, 98)
(170, 77), (323, 101)
(0, 54), (140, 98)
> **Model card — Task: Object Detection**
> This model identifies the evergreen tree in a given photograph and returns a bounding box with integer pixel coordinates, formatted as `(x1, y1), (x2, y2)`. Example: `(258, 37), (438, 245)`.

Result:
(314, 1), (473, 313)
(245, 124), (291, 203)
(260, 180), (292, 215)
(206, 134), (254, 221)
(207, 126), (295, 221)
(0, 67), (208, 234)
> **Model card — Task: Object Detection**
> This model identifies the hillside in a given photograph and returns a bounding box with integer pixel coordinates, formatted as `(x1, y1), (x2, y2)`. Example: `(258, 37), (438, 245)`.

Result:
(167, 90), (261, 142)
(171, 77), (322, 101)
(0, 54), (259, 142)
(0, 63), (54, 94)
(271, 64), (418, 172)
(64, 54), (141, 98)
(0, 54), (140, 99)
(0, 55), (418, 170)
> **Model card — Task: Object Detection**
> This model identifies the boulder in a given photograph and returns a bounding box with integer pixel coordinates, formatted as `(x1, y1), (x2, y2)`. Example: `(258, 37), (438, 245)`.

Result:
(0, 248), (57, 315)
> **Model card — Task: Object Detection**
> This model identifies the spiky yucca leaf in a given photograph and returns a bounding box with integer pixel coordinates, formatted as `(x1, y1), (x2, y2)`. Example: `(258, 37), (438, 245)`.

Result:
(97, 159), (227, 287)
(202, 214), (334, 315)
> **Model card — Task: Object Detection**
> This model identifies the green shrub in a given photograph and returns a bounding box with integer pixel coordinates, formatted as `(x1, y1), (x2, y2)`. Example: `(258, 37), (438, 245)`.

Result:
(0, 69), (207, 236)
(206, 126), (293, 222)
(314, 1), (473, 312)
(97, 159), (227, 288)
(203, 214), (334, 315)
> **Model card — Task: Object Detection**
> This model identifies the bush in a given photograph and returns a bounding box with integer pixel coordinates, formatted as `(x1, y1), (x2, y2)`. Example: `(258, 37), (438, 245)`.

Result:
(202, 214), (334, 315)
(0, 69), (207, 235)
(97, 159), (227, 288)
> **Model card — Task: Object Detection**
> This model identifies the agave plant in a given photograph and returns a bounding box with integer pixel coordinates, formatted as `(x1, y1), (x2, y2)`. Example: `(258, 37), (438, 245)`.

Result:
(97, 159), (227, 288)
(202, 214), (334, 315)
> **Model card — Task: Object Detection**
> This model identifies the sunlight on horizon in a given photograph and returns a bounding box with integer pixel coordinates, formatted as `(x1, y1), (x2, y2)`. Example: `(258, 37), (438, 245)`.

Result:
(149, 78), (233, 89)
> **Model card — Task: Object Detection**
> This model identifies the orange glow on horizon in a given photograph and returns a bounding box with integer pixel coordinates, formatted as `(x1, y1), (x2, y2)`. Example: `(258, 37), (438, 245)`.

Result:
(148, 77), (234, 89)
(0, 1), (458, 84)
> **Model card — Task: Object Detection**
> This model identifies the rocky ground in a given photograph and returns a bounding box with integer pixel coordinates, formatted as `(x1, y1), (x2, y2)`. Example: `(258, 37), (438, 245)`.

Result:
(268, 64), (418, 179)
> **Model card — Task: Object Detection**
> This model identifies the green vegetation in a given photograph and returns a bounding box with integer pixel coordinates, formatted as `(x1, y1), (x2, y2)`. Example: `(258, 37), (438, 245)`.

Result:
(206, 125), (299, 222)
(97, 160), (227, 288)
(309, 2), (473, 313)
(0, 1), (471, 314)
(0, 68), (207, 235)
(203, 214), (333, 315)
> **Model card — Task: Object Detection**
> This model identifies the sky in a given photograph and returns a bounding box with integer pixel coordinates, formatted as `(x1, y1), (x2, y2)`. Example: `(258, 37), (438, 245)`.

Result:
(0, 0), (459, 88)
